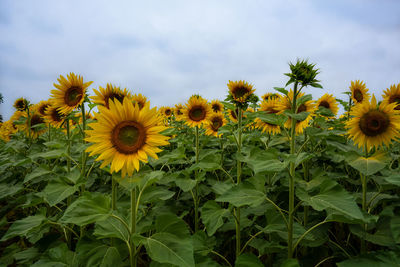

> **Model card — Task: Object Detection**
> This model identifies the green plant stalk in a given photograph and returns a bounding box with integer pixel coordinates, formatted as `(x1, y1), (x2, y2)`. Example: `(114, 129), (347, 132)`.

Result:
(194, 125), (200, 232)
(27, 107), (32, 146)
(66, 118), (72, 249)
(80, 104), (87, 194)
(48, 123), (51, 142)
(112, 176), (117, 211)
(360, 144), (368, 254)
(288, 81), (298, 259)
(235, 107), (243, 257)
(130, 187), (137, 267)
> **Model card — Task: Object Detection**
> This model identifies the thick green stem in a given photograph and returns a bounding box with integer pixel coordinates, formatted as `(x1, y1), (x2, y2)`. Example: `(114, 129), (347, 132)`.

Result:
(27, 108), (32, 146)
(80, 104), (87, 194)
(288, 81), (298, 259)
(66, 119), (72, 249)
(194, 126), (200, 232)
(360, 145), (368, 254)
(112, 176), (117, 211)
(235, 107), (243, 257)
(130, 187), (137, 267)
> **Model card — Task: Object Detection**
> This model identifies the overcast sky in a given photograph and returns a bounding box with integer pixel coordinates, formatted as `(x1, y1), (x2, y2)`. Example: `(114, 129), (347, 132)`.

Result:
(1, 0), (399, 120)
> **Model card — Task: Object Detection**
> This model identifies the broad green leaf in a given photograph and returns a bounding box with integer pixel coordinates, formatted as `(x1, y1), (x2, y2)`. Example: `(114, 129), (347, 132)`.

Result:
(191, 231), (216, 256)
(274, 87), (288, 95)
(31, 243), (77, 267)
(280, 258), (300, 267)
(235, 253), (264, 267)
(247, 159), (288, 174)
(30, 149), (66, 160)
(296, 177), (364, 220)
(384, 174), (400, 186)
(284, 152), (314, 168)
(60, 192), (110, 226)
(337, 250), (400, 267)
(1, 213), (46, 241)
(391, 217), (400, 243)
(350, 218), (396, 246)
(76, 239), (123, 267)
(284, 110), (310, 121)
(201, 200), (230, 236)
(14, 247), (39, 265)
(216, 182), (265, 208)
(94, 215), (130, 242)
(141, 186), (175, 203)
(41, 178), (79, 206)
(175, 176), (197, 192)
(24, 166), (52, 183)
(155, 213), (190, 239)
(141, 233), (195, 267)
(347, 151), (389, 176)
(0, 183), (23, 200)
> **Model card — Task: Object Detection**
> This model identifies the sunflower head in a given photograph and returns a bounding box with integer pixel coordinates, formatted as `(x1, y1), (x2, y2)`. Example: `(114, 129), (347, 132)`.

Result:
(174, 104), (185, 121)
(86, 98), (170, 178)
(13, 98), (28, 111)
(132, 93), (148, 110)
(182, 95), (212, 128)
(227, 80), (256, 106)
(210, 100), (224, 113)
(44, 104), (66, 128)
(255, 98), (282, 135)
(160, 106), (173, 118)
(0, 121), (17, 142)
(350, 80), (370, 104)
(91, 84), (133, 109)
(261, 93), (280, 102)
(285, 59), (322, 88)
(316, 93), (339, 117)
(346, 95), (400, 151)
(51, 73), (92, 115)
(382, 83), (400, 110)
(205, 113), (227, 137)
(23, 107), (46, 139)
(36, 100), (51, 116)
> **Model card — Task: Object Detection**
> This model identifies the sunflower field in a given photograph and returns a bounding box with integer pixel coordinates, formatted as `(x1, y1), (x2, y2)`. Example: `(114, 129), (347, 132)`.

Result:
(1, 60), (400, 267)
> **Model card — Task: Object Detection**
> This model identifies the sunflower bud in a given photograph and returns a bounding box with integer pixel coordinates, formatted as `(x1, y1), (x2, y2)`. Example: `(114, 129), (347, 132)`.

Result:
(285, 59), (322, 89)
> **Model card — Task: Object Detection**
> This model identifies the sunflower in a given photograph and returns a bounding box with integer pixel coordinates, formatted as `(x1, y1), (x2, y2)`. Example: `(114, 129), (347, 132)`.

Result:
(210, 100), (224, 113)
(174, 104), (185, 121)
(132, 93), (148, 110)
(255, 98), (281, 135)
(85, 98), (169, 177)
(277, 89), (316, 134)
(44, 104), (66, 128)
(316, 93), (339, 117)
(0, 121), (17, 142)
(160, 106), (173, 118)
(350, 80), (370, 104)
(346, 95), (400, 151)
(13, 98), (28, 111)
(182, 96), (212, 128)
(382, 83), (400, 110)
(10, 110), (26, 130)
(36, 100), (51, 116)
(23, 107), (46, 139)
(205, 113), (227, 137)
(51, 73), (93, 115)
(91, 84), (133, 109)
(261, 93), (280, 101)
(227, 80), (255, 104)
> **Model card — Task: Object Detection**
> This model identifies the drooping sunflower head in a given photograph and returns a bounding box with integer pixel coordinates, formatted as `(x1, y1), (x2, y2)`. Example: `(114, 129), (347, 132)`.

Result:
(182, 95), (212, 127)
(261, 93), (280, 102)
(132, 93), (148, 110)
(350, 80), (370, 104)
(36, 100), (51, 116)
(227, 80), (256, 104)
(346, 95), (400, 151)
(205, 113), (227, 137)
(210, 100), (224, 113)
(23, 107), (46, 139)
(382, 83), (400, 110)
(51, 73), (93, 115)
(276, 89), (316, 134)
(0, 121), (17, 142)
(255, 98), (282, 135)
(13, 98), (28, 111)
(316, 93), (339, 117)
(85, 98), (170, 178)
(91, 84), (133, 109)
(44, 104), (66, 128)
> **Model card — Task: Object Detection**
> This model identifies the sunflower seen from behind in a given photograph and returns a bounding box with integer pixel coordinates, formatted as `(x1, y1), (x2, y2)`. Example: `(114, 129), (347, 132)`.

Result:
(51, 73), (93, 115)
(316, 93), (339, 117)
(91, 84), (132, 109)
(350, 80), (370, 105)
(382, 83), (400, 110)
(182, 95), (212, 128)
(346, 95), (400, 151)
(13, 98), (28, 111)
(205, 113), (227, 137)
(255, 98), (282, 135)
(85, 98), (169, 178)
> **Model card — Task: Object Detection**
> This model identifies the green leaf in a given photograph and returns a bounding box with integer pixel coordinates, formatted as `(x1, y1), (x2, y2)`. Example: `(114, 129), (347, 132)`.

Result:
(41, 178), (79, 206)
(24, 166), (52, 183)
(30, 149), (66, 160)
(235, 253), (264, 267)
(280, 258), (300, 267)
(191, 231), (216, 256)
(175, 176), (197, 192)
(141, 186), (175, 203)
(60, 192), (111, 226)
(384, 174), (400, 186)
(274, 87), (288, 95)
(155, 213), (190, 239)
(31, 243), (77, 267)
(201, 200), (230, 236)
(0, 183), (23, 200)
(337, 250), (400, 267)
(1, 213), (46, 241)
(216, 182), (265, 207)
(284, 110), (310, 121)
(141, 233), (195, 267)
(347, 151), (389, 176)
(76, 239), (123, 267)
(296, 177), (364, 220)
(391, 217), (400, 243)
(94, 215), (130, 242)
(284, 152), (314, 168)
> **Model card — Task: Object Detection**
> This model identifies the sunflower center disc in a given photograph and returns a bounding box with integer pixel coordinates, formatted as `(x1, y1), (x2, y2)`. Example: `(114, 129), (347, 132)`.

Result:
(165, 109), (171, 116)
(189, 106), (206, 121)
(212, 118), (222, 130)
(230, 110), (237, 120)
(30, 114), (44, 129)
(106, 93), (125, 108)
(359, 110), (390, 137)
(233, 86), (248, 99)
(389, 95), (400, 110)
(39, 104), (49, 116)
(112, 121), (145, 154)
(51, 109), (63, 122)
(319, 101), (330, 109)
(354, 89), (363, 103)
(65, 86), (83, 106)
(16, 100), (26, 111)
(297, 104), (307, 113)
(212, 104), (220, 112)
